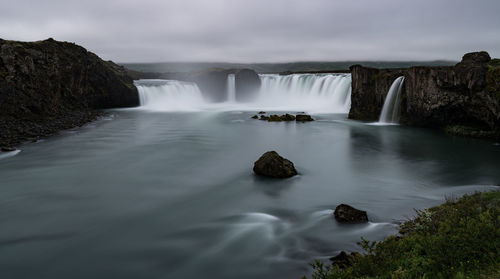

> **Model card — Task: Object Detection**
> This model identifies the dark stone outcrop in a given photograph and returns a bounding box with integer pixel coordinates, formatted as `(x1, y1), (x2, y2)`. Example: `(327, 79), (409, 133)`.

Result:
(329, 251), (360, 268)
(349, 51), (500, 138)
(296, 114), (314, 122)
(267, 114), (296, 122)
(334, 204), (369, 224)
(253, 151), (298, 178)
(0, 38), (139, 148)
(235, 69), (261, 102)
(253, 113), (313, 122)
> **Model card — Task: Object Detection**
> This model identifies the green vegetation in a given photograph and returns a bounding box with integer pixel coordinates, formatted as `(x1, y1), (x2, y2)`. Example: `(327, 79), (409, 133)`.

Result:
(307, 191), (500, 279)
(487, 59), (500, 103)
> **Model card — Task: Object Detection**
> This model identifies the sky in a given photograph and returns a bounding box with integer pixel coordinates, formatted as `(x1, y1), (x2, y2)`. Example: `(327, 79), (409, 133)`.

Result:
(0, 0), (499, 63)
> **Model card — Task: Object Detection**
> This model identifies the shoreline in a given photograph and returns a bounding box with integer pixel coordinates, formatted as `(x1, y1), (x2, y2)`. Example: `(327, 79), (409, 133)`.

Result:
(0, 110), (102, 151)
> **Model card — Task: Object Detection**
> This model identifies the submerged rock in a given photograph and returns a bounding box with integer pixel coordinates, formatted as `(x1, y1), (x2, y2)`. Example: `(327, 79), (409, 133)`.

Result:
(251, 115), (259, 119)
(259, 115), (269, 121)
(330, 251), (360, 268)
(253, 151), (298, 178)
(334, 204), (368, 223)
(258, 111), (266, 114)
(296, 114), (314, 122)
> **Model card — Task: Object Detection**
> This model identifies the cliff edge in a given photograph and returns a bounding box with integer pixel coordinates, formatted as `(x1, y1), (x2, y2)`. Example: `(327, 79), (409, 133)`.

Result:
(349, 51), (500, 138)
(0, 38), (139, 148)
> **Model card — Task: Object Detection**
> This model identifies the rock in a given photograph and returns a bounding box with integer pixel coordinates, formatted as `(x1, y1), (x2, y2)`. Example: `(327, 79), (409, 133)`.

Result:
(1, 147), (15, 152)
(0, 38), (137, 148)
(296, 114), (314, 122)
(259, 115), (269, 121)
(349, 51), (500, 137)
(253, 151), (298, 178)
(258, 111), (266, 114)
(334, 204), (368, 223)
(235, 69), (261, 102)
(267, 114), (296, 122)
(282, 114), (296, 121)
(329, 251), (360, 268)
(251, 115), (259, 119)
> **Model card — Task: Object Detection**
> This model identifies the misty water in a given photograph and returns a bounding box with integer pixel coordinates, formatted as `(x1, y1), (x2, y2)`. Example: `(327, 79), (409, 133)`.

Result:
(1, 75), (499, 279)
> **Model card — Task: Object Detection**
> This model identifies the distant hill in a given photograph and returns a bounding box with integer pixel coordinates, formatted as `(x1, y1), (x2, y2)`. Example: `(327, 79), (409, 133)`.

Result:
(121, 60), (457, 74)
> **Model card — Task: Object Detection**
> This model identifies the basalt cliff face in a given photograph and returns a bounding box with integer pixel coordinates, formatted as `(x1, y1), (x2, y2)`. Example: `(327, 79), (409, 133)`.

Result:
(0, 38), (139, 148)
(349, 52), (500, 137)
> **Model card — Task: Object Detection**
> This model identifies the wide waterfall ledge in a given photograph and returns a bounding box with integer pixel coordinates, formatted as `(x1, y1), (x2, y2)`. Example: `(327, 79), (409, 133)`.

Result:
(134, 73), (352, 113)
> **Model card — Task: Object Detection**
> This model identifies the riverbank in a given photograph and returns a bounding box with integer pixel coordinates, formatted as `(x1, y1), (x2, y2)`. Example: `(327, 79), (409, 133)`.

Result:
(307, 190), (500, 279)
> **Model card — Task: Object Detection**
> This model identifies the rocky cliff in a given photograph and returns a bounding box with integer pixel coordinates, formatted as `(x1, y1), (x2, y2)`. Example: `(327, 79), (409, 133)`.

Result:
(349, 51), (500, 138)
(0, 38), (139, 148)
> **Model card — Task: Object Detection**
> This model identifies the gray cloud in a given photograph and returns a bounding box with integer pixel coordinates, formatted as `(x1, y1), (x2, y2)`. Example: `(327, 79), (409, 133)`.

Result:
(0, 0), (499, 62)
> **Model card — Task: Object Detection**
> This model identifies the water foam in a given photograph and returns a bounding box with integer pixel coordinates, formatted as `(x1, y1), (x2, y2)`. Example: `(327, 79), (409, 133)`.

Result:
(136, 74), (352, 113)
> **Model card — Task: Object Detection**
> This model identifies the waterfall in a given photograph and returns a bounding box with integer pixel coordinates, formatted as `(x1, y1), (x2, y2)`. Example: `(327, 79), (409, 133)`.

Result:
(379, 76), (405, 124)
(257, 74), (352, 113)
(135, 79), (205, 111)
(135, 73), (352, 113)
(226, 74), (236, 102)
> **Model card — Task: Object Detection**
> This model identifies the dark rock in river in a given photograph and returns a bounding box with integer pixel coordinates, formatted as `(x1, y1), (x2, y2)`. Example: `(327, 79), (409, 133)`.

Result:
(251, 115), (259, 119)
(0, 38), (139, 148)
(253, 151), (298, 178)
(349, 51), (500, 138)
(267, 114), (296, 122)
(330, 251), (360, 268)
(296, 114), (314, 122)
(334, 204), (368, 223)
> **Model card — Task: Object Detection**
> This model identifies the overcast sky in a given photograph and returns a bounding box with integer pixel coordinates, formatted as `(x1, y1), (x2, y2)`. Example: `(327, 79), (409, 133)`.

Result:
(0, 0), (499, 63)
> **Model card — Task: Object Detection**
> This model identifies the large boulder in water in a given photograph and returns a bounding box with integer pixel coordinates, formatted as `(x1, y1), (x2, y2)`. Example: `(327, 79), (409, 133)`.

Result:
(334, 204), (368, 223)
(253, 151), (297, 178)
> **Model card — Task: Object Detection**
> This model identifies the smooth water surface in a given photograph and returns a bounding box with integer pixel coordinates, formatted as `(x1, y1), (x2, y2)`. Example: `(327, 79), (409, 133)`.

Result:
(0, 110), (499, 279)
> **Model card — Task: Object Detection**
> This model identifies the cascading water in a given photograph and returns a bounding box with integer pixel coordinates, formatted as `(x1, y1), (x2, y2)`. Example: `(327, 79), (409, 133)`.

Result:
(135, 79), (205, 111)
(226, 74), (236, 103)
(378, 76), (405, 124)
(135, 73), (352, 113)
(256, 74), (352, 113)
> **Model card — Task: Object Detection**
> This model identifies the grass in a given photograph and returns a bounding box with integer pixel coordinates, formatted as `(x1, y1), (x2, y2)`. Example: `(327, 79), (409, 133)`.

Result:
(306, 191), (500, 279)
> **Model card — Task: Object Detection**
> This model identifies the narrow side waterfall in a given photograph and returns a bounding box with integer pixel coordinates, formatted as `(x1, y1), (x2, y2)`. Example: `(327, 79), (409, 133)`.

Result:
(226, 74), (236, 102)
(257, 74), (352, 113)
(135, 79), (205, 111)
(379, 76), (405, 124)
(134, 73), (352, 113)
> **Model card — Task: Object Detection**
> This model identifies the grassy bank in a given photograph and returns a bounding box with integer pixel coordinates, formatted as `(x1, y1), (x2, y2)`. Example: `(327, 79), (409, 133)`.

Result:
(306, 191), (500, 279)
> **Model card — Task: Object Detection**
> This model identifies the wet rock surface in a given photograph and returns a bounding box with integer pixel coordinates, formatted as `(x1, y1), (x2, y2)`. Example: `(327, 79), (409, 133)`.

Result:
(253, 151), (298, 178)
(253, 113), (314, 122)
(334, 204), (369, 224)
